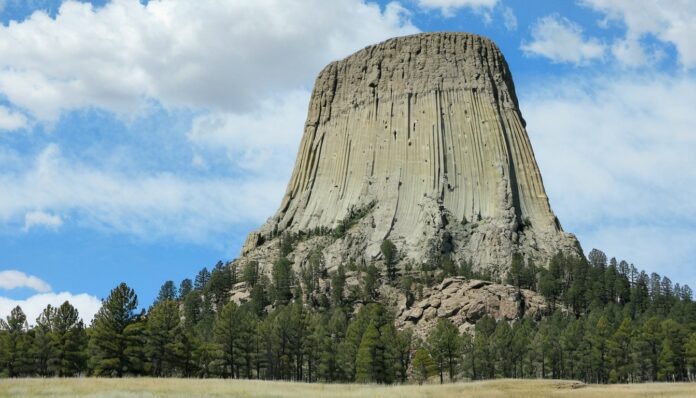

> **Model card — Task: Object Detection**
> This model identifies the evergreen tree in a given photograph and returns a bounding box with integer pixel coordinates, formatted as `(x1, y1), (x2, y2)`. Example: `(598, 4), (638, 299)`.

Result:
(507, 253), (525, 289)
(88, 282), (140, 377)
(146, 300), (181, 376)
(427, 318), (462, 383)
(658, 343), (676, 381)
(207, 266), (233, 313)
(608, 318), (633, 383)
(271, 257), (294, 306)
(381, 239), (397, 283)
(355, 323), (379, 383)
(32, 305), (55, 376)
(686, 333), (696, 380)
(243, 261), (260, 288)
(539, 253), (563, 311)
(412, 347), (436, 385)
(363, 264), (379, 302)
(331, 264), (346, 307)
(178, 278), (193, 300)
(155, 281), (177, 305)
(0, 306), (30, 377)
(214, 301), (240, 378)
(51, 301), (87, 376)
(394, 328), (413, 383)
(194, 267), (211, 291)
(249, 275), (270, 316)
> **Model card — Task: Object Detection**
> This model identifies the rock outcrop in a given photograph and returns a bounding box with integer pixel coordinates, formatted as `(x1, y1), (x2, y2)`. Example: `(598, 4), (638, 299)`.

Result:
(395, 277), (548, 338)
(241, 32), (580, 276)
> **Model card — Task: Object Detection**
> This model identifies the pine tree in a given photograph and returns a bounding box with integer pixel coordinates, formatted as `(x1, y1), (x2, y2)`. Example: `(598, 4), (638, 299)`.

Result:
(363, 264), (379, 302)
(182, 291), (202, 330)
(686, 333), (696, 381)
(394, 328), (413, 383)
(155, 281), (177, 305)
(427, 318), (462, 383)
(249, 275), (270, 316)
(194, 267), (211, 291)
(331, 263), (346, 307)
(243, 261), (260, 288)
(0, 306), (31, 377)
(608, 318), (633, 383)
(235, 306), (258, 379)
(658, 343), (676, 381)
(33, 305), (55, 376)
(507, 253), (524, 289)
(638, 317), (662, 381)
(493, 320), (515, 378)
(214, 301), (240, 378)
(412, 347), (436, 385)
(355, 323), (379, 383)
(51, 301), (87, 376)
(88, 282), (140, 377)
(178, 278), (193, 299)
(380, 239), (397, 283)
(173, 329), (199, 377)
(207, 266), (233, 313)
(539, 253), (563, 311)
(271, 257), (294, 306)
(146, 300), (181, 376)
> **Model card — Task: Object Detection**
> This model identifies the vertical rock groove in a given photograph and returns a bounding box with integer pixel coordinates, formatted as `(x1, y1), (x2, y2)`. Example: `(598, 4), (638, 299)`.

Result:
(243, 32), (580, 273)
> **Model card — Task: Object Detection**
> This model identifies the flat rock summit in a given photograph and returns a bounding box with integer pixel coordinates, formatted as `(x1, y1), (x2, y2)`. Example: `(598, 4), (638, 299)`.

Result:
(241, 32), (580, 277)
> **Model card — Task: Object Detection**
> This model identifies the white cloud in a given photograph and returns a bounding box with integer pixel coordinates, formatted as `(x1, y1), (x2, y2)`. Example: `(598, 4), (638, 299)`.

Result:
(611, 38), (650, 67)
(581, 0), (696, 68)
(0, 270), (51, 292)
(416, 0), (497, 17)
(0, 106), (28, 131)
(521, 15), (606, 64)
(502, 6), (517, 31)
(188, 90), (309, 177)
(521, 74), (696, 287)
(0, 0), (417, 122)
(0, 291), (101, 326)
(23, 210), (63, 231)
(0, 144), (286, 242)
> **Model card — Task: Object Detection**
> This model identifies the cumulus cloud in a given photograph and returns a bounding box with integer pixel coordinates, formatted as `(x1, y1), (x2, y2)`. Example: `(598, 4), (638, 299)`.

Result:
(0, 291), (101, 325)
(0, 270), (51, 292)
(23, 210), (63, 231)
(581, 0), (696, 68)
(0, 144), (286, 242)
(0, 0), (417, 122)
(521, 74), (696, 287)
(0, 106), (28, 131)
(416, 0), (498, 17)
(521, 15), (606, 64)
(188, 90), (310, 177)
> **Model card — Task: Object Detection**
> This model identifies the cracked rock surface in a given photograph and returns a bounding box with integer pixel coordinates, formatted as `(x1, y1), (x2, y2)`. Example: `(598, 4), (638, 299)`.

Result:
(395, 277), (548, 338)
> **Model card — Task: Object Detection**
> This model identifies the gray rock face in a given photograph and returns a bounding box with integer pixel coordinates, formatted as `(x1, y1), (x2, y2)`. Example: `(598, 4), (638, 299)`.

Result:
(395, 277), (548, 338)
(241, 32), (579, 275)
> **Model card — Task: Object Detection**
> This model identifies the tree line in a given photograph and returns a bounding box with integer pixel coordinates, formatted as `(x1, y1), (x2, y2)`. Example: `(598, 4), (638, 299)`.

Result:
(1, 247), (695, 383)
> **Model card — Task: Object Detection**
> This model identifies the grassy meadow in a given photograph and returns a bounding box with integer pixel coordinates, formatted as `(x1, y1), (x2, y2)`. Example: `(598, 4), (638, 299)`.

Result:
(1, 378), (695, 398)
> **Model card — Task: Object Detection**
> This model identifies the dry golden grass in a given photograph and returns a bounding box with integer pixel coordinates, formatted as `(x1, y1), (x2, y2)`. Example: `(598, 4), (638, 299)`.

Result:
(1, 378), (694, 398)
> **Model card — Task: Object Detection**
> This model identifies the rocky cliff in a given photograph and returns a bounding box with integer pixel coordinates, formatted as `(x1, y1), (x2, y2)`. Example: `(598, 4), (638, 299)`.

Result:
(240, 32), (580, 278)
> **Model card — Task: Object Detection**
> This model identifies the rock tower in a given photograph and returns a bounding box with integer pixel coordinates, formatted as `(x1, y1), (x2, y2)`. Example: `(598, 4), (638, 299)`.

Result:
(241, 32), (580, 277)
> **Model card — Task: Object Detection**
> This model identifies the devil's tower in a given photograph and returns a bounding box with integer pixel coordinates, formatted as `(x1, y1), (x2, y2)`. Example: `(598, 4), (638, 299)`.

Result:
(241, 33), (580, 277)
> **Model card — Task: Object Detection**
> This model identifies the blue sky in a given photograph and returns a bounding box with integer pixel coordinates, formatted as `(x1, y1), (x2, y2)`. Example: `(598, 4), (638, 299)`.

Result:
(1, 0), (695, 323)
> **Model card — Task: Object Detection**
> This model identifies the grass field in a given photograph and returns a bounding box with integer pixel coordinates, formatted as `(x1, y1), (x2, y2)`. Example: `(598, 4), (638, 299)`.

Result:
(1, 378), (695, 398)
